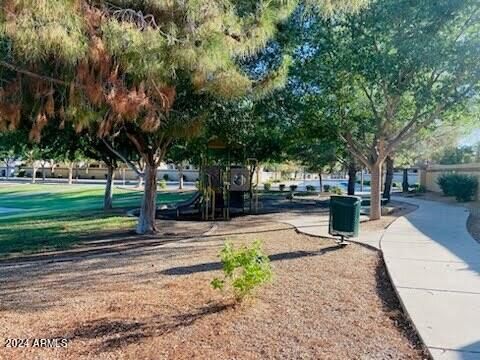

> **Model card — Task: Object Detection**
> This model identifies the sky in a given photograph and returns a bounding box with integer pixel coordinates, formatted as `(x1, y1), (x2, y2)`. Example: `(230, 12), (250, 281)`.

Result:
(461, 129), (480, 146)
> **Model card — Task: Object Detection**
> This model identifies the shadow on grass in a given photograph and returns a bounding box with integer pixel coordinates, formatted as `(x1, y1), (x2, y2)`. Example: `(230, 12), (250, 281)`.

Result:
(0, 191), (193, 257)
(0, 211), (136, 256)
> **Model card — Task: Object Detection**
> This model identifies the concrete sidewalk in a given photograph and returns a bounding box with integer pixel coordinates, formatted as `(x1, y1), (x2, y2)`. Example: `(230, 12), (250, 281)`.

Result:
(383, 196), (480, 360)
(281, 196), (480, 359)
(279, 214), (380, 248)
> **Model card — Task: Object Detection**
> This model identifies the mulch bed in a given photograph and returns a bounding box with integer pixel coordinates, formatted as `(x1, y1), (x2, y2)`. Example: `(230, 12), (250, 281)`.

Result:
(0, 216), (428, 359)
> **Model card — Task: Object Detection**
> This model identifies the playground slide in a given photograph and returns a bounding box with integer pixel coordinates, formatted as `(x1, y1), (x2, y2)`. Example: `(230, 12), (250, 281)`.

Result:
(174, 191), (202, 216)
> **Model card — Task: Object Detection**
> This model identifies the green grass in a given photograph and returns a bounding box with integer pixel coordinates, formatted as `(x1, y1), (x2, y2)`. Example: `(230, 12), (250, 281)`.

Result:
(0, 184), (192, 257)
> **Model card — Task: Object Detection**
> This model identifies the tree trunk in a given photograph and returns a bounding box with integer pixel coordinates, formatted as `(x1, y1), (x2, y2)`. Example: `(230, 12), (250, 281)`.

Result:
(249, 164), (257, 213)
(347, 160), (356, 196)
(68, 163), (74, 185)
(31, 165), (38, 184)
(369, 161), (383, 220)
(104, 165), (115, 210)
(41, 164), (46, 181)
(249, 164), (257, 194)
(383, 156), (394, 202)
(178, 165), (184, 190)
(5, 163), (10, 179)
(137, 175), (143, 188)
(136, 163), (158, 235)
(360, 168), (364, 192)
(402, 168), (409, 193)
(318, 172), (323, 192)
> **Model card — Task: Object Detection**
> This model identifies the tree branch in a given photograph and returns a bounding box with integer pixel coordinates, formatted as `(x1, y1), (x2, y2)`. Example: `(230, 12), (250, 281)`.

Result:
(339, 132), (370, 167)
(359, 82), (381, 122)
(0, 61), (73, 87)
(101, 138), (143, 176)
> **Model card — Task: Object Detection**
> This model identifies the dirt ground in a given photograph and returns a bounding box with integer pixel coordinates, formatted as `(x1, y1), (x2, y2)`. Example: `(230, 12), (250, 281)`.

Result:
(0, 208), (428, 360)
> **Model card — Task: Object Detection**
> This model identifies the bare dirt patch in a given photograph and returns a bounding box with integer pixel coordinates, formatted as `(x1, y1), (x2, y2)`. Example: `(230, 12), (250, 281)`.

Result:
(0, 216), (427, 360)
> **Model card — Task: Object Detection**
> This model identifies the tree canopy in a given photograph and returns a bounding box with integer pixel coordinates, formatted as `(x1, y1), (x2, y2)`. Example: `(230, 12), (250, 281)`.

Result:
(0, 0), (368, 233)
(291, 0), (480, 218)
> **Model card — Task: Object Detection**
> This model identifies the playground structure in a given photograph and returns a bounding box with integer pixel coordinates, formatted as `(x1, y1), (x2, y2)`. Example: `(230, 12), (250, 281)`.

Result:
(168, 138), (259, 221)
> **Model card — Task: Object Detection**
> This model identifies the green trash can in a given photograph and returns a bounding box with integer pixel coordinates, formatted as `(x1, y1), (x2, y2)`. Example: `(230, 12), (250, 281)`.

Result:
(329, 195), (361, 240)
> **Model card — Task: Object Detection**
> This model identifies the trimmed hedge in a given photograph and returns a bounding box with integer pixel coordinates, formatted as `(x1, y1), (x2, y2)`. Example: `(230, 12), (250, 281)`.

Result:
(437, 173), (478, 202)
(356, 180), (371, 186)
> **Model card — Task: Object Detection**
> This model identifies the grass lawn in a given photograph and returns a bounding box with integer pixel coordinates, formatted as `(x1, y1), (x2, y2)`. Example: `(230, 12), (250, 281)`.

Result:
(0, 184), (192, 257)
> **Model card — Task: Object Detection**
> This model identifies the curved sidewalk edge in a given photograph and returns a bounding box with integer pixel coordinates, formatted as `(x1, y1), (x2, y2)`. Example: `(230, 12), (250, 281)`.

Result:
(382, 196), (480, 360)
(278, 215), (381, 249)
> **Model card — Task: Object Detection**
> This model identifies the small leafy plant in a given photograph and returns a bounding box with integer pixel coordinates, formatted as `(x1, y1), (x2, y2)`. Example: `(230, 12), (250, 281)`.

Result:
(289, 184), (298, 192)
(279, 184), (286, 192)
(306, 185), (316, 192)
(331, 186), (343, 195)
(211, 240), (272, 302)
(323, 184), (331, 192)
(263, 182), (272, 191)
(158, 179), (167, 189)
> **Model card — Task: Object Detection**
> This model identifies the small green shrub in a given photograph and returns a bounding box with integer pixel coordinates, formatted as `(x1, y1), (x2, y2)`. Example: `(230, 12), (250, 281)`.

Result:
(263, 182), (272, 191)
(289, 184), (298, 192)
(323, 184), (331, 192)
(211, 240), (272, 302)
(454, 175), (477, 201)
(306, 185), (316, 192)
(17, 170), (26, 178)
(356, 180), (371, 186)
(331, 186), (343, 195)
(158, 179), (167, 189)
(417, 185), (427, 193)
(163, 173), (169, 181)
(279, 184), (286, 192)
(454, 176), (478, 201)
(437, 173), (478, 201)
(437, 174), (455, 196)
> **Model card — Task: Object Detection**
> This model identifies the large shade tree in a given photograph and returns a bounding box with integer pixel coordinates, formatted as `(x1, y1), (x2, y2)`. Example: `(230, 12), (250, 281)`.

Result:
(0, 0), (366, 233)
(0, 130), (22, 178)
(297, 0), (480, 219)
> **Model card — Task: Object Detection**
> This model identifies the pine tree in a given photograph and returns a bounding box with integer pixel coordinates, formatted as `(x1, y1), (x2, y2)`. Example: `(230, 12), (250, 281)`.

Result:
(0, 0), (365, 233)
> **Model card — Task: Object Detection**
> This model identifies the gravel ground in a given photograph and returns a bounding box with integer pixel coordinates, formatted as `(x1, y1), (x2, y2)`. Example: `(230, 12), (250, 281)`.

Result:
(0, 214), (427, 360)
